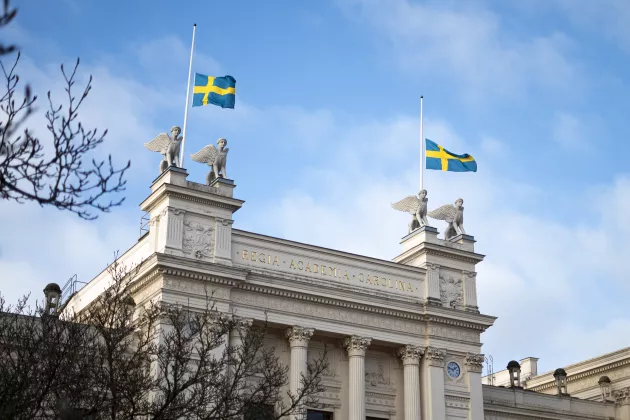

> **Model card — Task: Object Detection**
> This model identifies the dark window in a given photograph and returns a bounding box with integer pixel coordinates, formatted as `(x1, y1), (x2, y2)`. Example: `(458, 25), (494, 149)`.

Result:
(366, 417), (387, 420)
(244, 403), (275, 420)
(307, 409), (333, 420)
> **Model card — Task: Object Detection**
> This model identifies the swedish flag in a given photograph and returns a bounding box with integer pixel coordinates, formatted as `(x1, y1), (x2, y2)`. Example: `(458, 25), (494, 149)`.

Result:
(426, 139), (477, 172)
(192, 73), (236, 108)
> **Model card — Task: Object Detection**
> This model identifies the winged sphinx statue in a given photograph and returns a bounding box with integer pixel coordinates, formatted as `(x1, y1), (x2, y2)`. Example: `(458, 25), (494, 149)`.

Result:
(427, 198), (466, 240)
(190, 138), (229, 185)
(391, 190), (429, 234)
(144, 126), (182, 173)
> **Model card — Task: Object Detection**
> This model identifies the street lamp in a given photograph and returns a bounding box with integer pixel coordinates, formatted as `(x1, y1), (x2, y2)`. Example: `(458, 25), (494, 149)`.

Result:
(553, 368), (569, 395)
(43, 283), (62, 315)
(507, 360), (522, 388)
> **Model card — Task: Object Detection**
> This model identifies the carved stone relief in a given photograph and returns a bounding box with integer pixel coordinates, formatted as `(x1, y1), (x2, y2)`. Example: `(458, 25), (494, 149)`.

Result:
(365, 363), (390, 387)
(182, 218), (214, 259)
(439, 275), (463, 308)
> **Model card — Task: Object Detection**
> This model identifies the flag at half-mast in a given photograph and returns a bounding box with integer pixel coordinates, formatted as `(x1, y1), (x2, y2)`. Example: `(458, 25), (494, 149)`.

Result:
(192, 73), (236, 108)
(425, 139), (477, 172)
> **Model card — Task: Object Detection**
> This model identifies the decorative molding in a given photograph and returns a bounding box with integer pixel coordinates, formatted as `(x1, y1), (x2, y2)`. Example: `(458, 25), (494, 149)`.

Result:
(231, 316), (253, 332)
(163, 277), (230, 300)
(182, 220), (214, 259)
(285, 326), (314, 347)
(445, 395), (470, 409)
(169, 192), (239, 211)
(425, 347), (447, 368)
(613, 386), (630, 405)
(529, 361), (630, 392)
(398, 345), (424, 365)
(365, 390), (396, 408)
(344, 335), (371, 357)
(439, 275), (463, 308)
(234, 286), (486, 339)
(465, 353), (485, 373)
(425, 249), (480, 264)
(365, 363), (390, 387)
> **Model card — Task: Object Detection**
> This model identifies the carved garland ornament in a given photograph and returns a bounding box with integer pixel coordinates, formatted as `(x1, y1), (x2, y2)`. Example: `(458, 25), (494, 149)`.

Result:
(182, 220), (214, 259)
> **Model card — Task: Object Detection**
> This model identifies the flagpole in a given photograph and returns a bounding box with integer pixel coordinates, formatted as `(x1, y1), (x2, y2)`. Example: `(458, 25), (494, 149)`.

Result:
(180, 23), (197, 167)
(420, 95), (424, 192)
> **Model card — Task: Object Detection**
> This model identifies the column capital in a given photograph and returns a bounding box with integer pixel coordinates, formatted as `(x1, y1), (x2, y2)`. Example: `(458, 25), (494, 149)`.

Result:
(425, 347), (446, 367)
(398, 345), (424, 365)
(344, 335), (371, 357)
(231, 316), (253, 331)
(465, 353), (484, 373)
(286, 326), (314, 348)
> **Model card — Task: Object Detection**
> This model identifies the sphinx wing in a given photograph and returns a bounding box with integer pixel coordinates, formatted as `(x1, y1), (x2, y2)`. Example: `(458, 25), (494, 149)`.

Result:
(144, 133), (171, 153)
(190, 144), (218, 164)
(391, 196), (420, 214)
(427, 204), (456, 222)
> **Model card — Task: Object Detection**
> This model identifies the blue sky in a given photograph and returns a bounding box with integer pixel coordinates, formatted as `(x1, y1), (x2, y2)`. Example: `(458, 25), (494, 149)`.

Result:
(3, 0), (630, 375)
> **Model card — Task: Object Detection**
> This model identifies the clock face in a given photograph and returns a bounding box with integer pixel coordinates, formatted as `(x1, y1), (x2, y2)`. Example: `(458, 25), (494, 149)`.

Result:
(447, 361), (461, 379)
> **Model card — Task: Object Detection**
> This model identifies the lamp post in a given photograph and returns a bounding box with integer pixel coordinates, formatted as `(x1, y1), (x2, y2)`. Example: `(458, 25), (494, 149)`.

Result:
(553, 368), (569, 395)
(507, 360), (522, 388)
(43, 283), (62, 316)
(598, 376), (612, 401)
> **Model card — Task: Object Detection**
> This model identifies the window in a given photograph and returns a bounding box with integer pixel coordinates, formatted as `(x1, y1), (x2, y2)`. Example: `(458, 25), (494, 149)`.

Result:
(244, 403), (275, 420)
(307, 409), (333, 420)
(366, 417), (388, 420)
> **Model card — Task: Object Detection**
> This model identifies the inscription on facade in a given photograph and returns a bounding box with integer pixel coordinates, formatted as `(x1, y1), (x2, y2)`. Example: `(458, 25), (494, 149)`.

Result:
(237, 248), (417, 293)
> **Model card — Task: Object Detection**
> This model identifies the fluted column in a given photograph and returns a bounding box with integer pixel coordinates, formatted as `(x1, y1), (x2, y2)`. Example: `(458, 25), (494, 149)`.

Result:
(423, 347), (446, 420)
(344, 335), (372, 420)
(229, 317), (253, 377)
(286, 326), (314, 420)
(465, 353), (485, 420)
(399, 345), (424, 420)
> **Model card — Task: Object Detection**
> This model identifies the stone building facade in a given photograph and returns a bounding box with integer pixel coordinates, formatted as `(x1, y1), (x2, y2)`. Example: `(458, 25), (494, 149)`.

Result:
(66, 168), (630, 420)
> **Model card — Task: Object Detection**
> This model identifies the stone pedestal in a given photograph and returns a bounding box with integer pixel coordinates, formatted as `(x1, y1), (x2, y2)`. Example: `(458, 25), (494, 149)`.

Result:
(139, 167), (243, 264)
(399, 345), (424, 420)
(344, 336), (371, 420)
(286, 326), (314, 420)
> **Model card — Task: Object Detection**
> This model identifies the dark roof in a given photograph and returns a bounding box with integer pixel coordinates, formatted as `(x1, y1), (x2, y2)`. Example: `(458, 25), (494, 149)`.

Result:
(507, 360), (521, 370)
(553, 368), (567, 377)
(44, 283), (62, 293)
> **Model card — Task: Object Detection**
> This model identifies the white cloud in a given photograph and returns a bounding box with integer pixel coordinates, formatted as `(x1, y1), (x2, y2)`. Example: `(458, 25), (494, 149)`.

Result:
(552, 112), (589, 150)
(339, 0), (577, 100)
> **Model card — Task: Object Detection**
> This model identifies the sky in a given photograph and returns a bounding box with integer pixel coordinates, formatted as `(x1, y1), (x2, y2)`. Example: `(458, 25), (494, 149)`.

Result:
(2, 0), (630, 376)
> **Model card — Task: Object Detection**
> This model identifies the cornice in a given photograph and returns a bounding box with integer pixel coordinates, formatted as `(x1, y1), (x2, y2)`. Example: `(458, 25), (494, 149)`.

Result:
(394, 242), (485, 266)
(528, 358), (630, 392)
(236, 283), (490, 332)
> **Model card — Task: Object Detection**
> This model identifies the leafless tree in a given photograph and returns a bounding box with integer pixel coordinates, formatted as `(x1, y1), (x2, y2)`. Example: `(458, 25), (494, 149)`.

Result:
(0, 256), (329, 420)
(0, 0), (129, 219)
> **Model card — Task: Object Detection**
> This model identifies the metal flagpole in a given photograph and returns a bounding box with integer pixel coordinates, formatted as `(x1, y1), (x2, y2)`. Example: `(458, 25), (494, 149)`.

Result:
(180, 23), (197, 167)
(420, 95), (424, 192)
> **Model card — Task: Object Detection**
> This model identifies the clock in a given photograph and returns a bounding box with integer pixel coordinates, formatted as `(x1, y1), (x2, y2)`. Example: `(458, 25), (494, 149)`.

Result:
(447, 361), (461, 379)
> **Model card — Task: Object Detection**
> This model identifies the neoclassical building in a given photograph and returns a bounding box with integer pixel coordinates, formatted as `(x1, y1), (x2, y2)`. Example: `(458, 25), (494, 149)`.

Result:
(65, 167), (630, 420)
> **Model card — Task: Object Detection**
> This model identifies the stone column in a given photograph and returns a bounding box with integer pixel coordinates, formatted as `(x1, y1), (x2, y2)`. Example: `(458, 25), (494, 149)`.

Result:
(425, 264), (442, 306)
(462, 271), (479, 312)
(465, 353), (485, 420)
(399, 345), (424, 420)
(229, 317), (253, 378)
(423, 347), (446, 420)
(344, 335), (371, 420)
(286, 326), (314, 420)
(214, 217), (234, 266)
